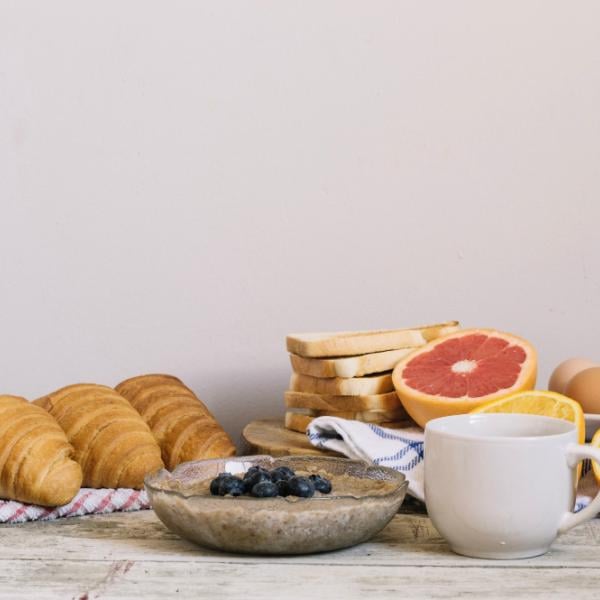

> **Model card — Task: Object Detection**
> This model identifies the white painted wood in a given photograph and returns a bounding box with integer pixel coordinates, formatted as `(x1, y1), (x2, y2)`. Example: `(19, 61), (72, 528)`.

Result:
(2, 560), (600, 600)
(1, 511), (600, 599)
(3, 511), (599, 567)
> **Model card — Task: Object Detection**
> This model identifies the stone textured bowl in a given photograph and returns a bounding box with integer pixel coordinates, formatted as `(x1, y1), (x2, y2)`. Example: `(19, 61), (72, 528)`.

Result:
(145, 455), (408, 555)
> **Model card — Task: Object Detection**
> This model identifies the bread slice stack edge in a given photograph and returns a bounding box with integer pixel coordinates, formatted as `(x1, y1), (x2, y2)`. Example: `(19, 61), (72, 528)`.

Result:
(284, 321), (459, 433)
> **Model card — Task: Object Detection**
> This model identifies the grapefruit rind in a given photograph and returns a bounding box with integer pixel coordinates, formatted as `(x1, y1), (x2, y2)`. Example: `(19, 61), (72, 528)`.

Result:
(392, 329), (537, 428)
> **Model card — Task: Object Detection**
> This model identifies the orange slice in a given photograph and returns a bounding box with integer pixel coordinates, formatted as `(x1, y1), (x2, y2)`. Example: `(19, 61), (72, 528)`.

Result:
(470, 390), (585, 444)
(591, 429), (600, 485)
(392, 329), (537, 428)
(472, 390), (585, 481)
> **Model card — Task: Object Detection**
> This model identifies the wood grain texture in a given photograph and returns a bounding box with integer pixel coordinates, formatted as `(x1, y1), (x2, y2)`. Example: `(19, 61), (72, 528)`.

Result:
(242, 419), (340, 457)
(1, 510), (600, 599)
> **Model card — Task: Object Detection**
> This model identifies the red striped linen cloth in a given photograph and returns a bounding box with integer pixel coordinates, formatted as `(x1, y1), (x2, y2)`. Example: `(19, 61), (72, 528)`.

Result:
(0, 488), (149, 524)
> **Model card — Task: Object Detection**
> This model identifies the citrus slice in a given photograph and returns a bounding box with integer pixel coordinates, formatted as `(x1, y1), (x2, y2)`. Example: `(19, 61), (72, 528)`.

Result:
(392, 329), (537, 428)
(470, 390), (585, 444)
(473, 390), (585, 481)
(591, 429), (600, 485)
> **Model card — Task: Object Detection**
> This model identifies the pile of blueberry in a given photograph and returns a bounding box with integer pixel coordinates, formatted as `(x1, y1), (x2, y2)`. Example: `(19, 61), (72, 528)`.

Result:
(209, 465), (332, 498)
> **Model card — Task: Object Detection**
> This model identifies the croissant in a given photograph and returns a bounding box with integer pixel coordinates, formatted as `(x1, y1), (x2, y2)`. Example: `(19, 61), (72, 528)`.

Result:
(0, 395), (82, 506)
(116, 374), (236, 470)
(34, 384), (164, 489)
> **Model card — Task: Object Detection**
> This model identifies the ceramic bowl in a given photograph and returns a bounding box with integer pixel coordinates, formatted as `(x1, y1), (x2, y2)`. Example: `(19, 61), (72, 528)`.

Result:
(145, 455), (408, 555)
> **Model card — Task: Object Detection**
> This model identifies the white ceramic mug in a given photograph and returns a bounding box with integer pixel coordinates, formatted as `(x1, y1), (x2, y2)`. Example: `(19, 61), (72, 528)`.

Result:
(424, 413), (600, 559)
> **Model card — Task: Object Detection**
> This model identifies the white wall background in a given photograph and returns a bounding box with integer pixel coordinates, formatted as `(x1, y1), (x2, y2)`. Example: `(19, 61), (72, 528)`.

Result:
(1, 1), (599, 444)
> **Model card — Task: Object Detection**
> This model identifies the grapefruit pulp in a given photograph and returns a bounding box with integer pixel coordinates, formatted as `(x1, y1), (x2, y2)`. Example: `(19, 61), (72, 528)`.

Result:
(392, 329), (537, 428)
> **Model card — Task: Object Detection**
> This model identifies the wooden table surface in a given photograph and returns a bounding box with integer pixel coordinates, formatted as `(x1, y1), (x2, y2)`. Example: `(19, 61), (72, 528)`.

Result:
(2, 507), (600, 599)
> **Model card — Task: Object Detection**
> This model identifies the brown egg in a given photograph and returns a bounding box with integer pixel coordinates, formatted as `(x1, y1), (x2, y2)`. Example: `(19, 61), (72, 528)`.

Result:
(565, 367), (600, 414)
(548, 358), (597, 394)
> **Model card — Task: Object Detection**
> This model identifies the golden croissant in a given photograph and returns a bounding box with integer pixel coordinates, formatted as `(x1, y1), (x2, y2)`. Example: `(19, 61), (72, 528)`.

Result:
(34, 384), (164, 489)
(0, 395), (82, 506)
(116, 374), (236, 470)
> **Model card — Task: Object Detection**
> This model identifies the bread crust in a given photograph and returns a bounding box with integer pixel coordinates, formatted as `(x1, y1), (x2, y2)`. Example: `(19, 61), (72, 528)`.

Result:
(289, 348), (413, 378)
(289, 372), (394, 396)
(284, 390), (403, 412)
(0, 395), (82, 506)
(34, 385), (164, 489)
(286, 321), (460, 357)
(284, 411), (411, 433)
(116, 374), (236, 470)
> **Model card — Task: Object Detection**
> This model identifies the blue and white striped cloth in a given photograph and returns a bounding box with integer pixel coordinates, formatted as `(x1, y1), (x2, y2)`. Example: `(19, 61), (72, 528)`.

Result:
(307, 417), (426, 500)
(307, 417), (596, 511)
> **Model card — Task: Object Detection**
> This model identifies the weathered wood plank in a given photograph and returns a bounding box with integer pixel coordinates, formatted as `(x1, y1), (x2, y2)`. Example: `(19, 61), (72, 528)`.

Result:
(242, 418), (340, 457)
(0, 560), (599, 600)
(1, 511), (600, 569)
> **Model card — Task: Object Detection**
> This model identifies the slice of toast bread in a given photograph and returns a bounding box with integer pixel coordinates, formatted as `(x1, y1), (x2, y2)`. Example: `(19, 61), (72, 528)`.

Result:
(284, 390), (402, 412)
(289, 348), (413, 378)
(290, 407), (408, 421)
(284, 412), (412, 433)
(289, 372), (394, 396)
(286, 321), (459, 358)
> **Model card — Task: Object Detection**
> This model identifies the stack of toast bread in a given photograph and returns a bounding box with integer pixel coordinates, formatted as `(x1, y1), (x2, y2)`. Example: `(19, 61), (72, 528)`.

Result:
(0, 374), (236, 507)
(284, 321), (460, 433)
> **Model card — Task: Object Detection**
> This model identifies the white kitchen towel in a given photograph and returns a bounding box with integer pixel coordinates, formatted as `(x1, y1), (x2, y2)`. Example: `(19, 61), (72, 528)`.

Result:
(0, 488), (150, 524)
(307, 417), (597, 511)
(307, 417), (426, 500)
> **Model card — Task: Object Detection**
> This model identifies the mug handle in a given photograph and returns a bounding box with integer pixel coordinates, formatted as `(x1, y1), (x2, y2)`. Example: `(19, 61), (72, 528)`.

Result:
(558, 443), (600, 534)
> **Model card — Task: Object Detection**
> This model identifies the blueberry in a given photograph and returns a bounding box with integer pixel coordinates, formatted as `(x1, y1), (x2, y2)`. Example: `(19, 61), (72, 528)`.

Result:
(309, 474), (332, 494)
(209, 472), (232, 495)
(288, 476), (315, 498)
(251, 481), (279, 498)
(243, 469), (272, 489)
(276, 479), (290, 497)
(245, 466), (269, 477)
(270, 466), (295, 482)
(218, 476), (246, 496)
(244, 466), (268, 478)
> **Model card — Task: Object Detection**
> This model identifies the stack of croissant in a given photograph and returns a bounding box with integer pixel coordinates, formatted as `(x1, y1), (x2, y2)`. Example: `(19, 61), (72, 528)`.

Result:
(0, 374), (236, 507)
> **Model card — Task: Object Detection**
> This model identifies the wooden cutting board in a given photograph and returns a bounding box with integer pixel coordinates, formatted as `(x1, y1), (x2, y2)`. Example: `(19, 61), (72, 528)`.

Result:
(242, 419), (341, 457)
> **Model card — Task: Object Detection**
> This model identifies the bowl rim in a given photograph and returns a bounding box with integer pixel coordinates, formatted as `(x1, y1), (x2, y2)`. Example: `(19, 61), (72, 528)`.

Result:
(144, 454), (408, 503)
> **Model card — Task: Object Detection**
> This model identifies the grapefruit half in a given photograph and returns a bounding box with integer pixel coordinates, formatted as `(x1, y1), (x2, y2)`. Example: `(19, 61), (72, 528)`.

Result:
(392, 329), (537, 428)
